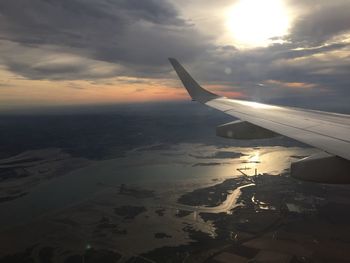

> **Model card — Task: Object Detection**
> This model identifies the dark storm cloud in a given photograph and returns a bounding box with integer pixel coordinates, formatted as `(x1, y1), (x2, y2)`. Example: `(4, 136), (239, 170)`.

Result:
(275, 43), (349, 60)
(1, 0), (348, 78)
(182, 38), (349, 110)
(287, 0), (350, 46)
(0, 0), (211, 79)
(116, 0), (182, 24)
(0, 0), (122, 46)
(0, 0), (349, 111)
(180, 0), (350, 106)
(0, 0), (182, 45)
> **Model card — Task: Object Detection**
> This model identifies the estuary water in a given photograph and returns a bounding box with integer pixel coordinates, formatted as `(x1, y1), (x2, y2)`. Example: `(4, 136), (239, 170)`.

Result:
(0, 144), (317, 230)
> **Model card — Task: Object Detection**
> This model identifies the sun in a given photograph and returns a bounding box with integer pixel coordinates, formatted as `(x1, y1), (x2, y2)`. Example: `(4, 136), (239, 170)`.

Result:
(226, 0), (290, 48)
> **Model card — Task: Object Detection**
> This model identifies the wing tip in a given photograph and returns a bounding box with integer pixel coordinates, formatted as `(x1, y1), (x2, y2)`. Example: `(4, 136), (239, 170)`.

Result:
(168, 57), (178, 67)
(168, 57), (219, 103)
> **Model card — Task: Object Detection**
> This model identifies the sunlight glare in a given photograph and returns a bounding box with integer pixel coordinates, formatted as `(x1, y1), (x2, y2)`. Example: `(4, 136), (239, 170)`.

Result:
(249, 151), (260, 163)
(226, 0), (290, 48)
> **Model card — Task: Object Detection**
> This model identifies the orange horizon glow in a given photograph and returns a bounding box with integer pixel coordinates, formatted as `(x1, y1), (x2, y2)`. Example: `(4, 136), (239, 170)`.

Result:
(265, 79), (316, 89)
(0, 66), (247, 110)
(205, 84), (245, 99)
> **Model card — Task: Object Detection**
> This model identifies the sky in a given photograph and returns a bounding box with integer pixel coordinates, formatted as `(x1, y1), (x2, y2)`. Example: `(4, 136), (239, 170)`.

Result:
(0, 0), (349, 112)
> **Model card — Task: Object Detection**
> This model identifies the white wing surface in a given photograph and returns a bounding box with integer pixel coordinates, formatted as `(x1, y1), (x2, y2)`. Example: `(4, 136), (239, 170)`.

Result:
(169, 58), (350, 183)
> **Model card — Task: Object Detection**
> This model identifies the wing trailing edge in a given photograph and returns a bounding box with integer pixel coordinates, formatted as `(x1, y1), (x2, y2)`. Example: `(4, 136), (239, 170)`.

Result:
(169, 58), (350, 183)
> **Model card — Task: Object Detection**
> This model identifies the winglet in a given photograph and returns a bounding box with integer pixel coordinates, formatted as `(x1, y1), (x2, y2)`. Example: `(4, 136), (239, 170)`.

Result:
(168, 58), (219, 103)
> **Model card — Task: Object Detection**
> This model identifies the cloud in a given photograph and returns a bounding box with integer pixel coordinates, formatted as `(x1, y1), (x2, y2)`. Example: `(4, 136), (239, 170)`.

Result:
(0, 0), (349, 111)
(287, 0), (350, 46)
(174, 38), (350, 109)
(0, 0), (210, 79)
(116, 0), (183, 25)
(0, 40), (125, 80)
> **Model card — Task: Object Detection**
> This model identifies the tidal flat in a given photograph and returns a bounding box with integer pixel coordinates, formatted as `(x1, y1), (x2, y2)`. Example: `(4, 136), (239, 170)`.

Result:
(0, 143), (321, 262)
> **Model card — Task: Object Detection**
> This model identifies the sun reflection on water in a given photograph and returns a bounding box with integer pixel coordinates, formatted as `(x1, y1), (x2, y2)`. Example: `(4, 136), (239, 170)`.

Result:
(248, 151), (260, 163)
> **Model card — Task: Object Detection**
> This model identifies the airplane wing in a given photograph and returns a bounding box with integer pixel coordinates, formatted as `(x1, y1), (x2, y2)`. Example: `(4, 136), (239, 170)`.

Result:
(169, 58), (350, 183)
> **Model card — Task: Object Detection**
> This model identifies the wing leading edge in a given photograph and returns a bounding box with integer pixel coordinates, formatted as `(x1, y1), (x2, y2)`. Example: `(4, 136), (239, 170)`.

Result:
(169, 58), (350, 183)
